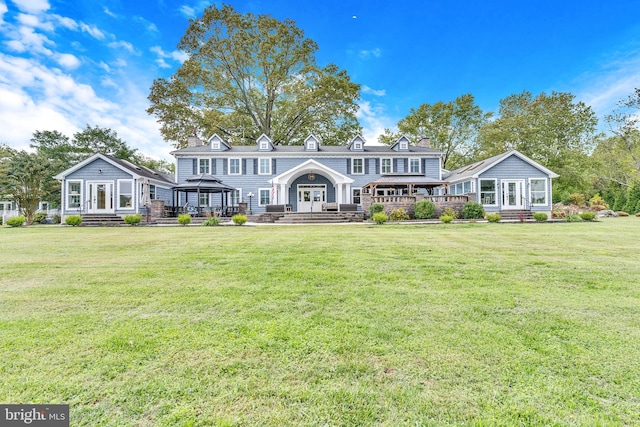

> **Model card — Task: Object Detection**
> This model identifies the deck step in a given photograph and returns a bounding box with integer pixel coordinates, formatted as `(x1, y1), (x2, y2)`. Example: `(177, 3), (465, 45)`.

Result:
(80, 214), (125, 226)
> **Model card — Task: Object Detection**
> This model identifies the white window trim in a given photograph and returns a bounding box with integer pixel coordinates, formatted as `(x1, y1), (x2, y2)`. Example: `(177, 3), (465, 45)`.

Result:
(66, 180), (83, 210)
(479, 178), (498, 206)
(230, 188), (243, 205)
(409, 158), (421, 174)
(199, 158), (210, 174)
(400, 142), (408, 150)
(258, 188), (271, 206)
(199, 192), (210, 207)
(259, 141), (269, 150)
(381, 158), (393, 174)
(351, 157), (364, 175)
(529, 178), (548, 206)
(228, 158), (242, 175)
(354, 141), (362, 150)
(352, 187), (362, 204)
(258, 157), (272, 175)
(307, 140), (316, 150)
(117, 179), (135, 210)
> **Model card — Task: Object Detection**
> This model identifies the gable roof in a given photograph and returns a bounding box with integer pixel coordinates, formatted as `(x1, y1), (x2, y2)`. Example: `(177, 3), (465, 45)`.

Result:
(53, 153), (175, 185)
(443, 150), (559, 182)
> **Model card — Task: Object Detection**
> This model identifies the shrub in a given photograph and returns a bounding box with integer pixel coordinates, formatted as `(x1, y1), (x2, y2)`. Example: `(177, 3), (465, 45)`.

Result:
(579, 211), (596, 221)
(52, 214), (61, 224)
(372, 212), (388, 224)
(6, 215), (26, 227)
(369, 203), (384, 217)
(442, 207), (458, 219)
(589, 194), (608, 211)
(202, 217), (221, 226)
(561, 192), (572, 205)
(33, 212), (48, 224)
(533, 212), (548, 222)
(486, 213), (501, 223)
(461, 202), (485, 219)
(565, 214), (583, 222)
(414, 200), (436, 219)
(612, 192), (627, 211)
(232, 214), (247, 225)
(440, 215), (454, 223)
(177, 214), (191, 226)
(389, 208), (409, 221)
(551, 209), (566, 219)
(65, 215), (82, 226)
(124, 214), (142, 225)
(568, 193), (585, 206)
(0, 217), (2, 225)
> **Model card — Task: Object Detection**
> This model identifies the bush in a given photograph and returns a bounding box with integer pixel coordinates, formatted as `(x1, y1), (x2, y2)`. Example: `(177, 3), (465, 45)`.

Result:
(177, 214), (191, 226)
(486, 213), (501, 223)
(0, 217), (2, 225)
(569, 193), (585, 206)
(589, 194), (608, 211)
(389, 208), (409, 221)
(579, 211), (596, 221)
(533, 212), (548, 222)
(124, 214), (142, 225)
(440, 215), (454, 223)
(442, 207), (458, 219)
(414, 200), (436, 219)
(33, 212), (48, 224)
(461, 202), (485, 219)
(65, 215), (82, 226)
(6, 215), (25, 227)
(551, 209), (566, 219)
(369, 203), (384, 217)
(565, 214), (583, 222)
(232, 214), (247, 225)
(202, 217), (221, 226)
(52, 214), (61, 224)
(372, 212), (388, 224)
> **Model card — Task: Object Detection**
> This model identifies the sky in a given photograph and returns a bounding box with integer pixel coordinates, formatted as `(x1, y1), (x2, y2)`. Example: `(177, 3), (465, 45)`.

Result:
(1, 0), (640, 161)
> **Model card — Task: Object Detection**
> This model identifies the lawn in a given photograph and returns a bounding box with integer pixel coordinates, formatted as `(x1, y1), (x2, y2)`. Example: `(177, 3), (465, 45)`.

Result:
(1, 219), (639, 426)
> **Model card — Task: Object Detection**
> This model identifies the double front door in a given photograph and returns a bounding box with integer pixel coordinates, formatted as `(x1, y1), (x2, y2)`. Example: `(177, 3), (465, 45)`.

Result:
(297, 185), (326, 212)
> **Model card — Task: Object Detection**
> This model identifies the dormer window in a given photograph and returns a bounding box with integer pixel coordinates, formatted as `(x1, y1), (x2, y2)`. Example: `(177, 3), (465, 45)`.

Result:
(400, 141), (408, 150)
(212, 140), (220, 150)
(259, 141), (268, 150)
(354, 141), (362, 150)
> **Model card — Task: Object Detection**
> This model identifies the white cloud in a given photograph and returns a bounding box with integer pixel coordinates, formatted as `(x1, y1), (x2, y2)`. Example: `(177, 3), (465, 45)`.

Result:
(359, 48), (382, 59)
(108, 40), (137, 54)
(79, 22), (105, 40)
(362, 85), (386, 97)
(134, 16), (158, 32)
(151, 45), (189, 65)
(56, 53), (80, 69)
(179, 1), (210, 18)
(103, 7), (117, 18)
(0, 1), (8, 24)
(356, 100), (397, 145)
(11, 0), (50, 14)
(4, 25), (54, 54)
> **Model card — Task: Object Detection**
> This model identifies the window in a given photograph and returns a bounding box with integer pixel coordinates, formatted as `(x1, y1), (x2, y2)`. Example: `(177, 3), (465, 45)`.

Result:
(118, 180), (133, 209)
(352, 158), (363, 174)
(259, 188), (271, 206)
(307, 140), (316, 150)
(211, 140), (220, 149)
(354, 141), (362, 150)
(400, 141), (408, 150)
(199, 159), (210, 174)
(463, 181), (471, 194)
(352, 188), (361, 204)
(229, 158), (241, 175)
(409, 158), (420, 173)
(258, 158), (271, 175)
(381, 158), (392, 174)
(149, 185), (156, 200)
(199, 192), (210, 207)
(530, 178), (547, 205)
(259, 140), (269, 150)
(480, 179), (497, 205)
(230, 189), (242, 206)
(67, 181), (81, 209)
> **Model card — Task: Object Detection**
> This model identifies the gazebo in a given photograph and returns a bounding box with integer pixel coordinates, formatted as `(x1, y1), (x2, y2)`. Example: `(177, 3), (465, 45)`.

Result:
(172, 175), (236, 216)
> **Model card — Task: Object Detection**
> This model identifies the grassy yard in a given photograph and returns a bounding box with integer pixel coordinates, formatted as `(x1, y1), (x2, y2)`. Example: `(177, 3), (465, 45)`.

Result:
(1, 219), (639, 426)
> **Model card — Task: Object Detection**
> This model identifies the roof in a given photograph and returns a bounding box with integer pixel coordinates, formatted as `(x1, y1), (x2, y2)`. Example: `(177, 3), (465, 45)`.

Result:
(443, 150), (559, 182)
(173, 174), (235, 193)
(171, 144), (443, 156)
(53, 153), (175, 185)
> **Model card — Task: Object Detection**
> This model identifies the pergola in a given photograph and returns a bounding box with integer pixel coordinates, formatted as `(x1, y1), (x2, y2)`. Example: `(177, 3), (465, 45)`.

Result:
(363, 174), (448, 196)
(172, 174), (236, 216)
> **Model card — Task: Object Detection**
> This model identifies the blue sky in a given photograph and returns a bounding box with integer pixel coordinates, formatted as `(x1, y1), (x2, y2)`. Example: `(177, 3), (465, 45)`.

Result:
(1, 0), (639, 160)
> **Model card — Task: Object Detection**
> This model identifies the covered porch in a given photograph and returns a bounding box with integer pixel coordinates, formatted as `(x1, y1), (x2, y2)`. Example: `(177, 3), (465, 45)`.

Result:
(171, 175), (237, 217)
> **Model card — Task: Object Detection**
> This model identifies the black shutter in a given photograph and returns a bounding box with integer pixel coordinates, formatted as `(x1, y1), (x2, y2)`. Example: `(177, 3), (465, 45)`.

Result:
(242, 159), (247, 175)
(422, 158), (427, 175)
(375, 158), (380, 174)
(364, 158), (369, 174)
(404, 158), (408, 172)
(393, 158), (398, 172)
(347, 158), (351, 174)
(223, 159), (227, 175)
(253, 159), (258, 175)
(192, 159), (197, 175)
(272, 158), (276, 174)
(212, 158), (216, 175)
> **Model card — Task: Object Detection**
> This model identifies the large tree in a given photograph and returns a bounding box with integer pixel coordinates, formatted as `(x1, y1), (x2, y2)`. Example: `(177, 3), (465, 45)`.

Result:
(601, 88), (640, 183)
(148, 4), (361, 147)
(380, 94), (490, 169)
(478, 91), (599, 195)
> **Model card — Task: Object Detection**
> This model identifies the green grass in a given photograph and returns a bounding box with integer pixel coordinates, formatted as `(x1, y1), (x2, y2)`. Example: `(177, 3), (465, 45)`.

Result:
(1, 219), (639, 426)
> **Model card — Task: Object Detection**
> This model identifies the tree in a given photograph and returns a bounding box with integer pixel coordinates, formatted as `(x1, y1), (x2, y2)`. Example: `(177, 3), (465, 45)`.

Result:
(148, 4), (361, 147)
(478, 91), (599, 195)
(0, 146), (51, 225)
(602, 88), (640, 183)
(380, 94), (490, 169)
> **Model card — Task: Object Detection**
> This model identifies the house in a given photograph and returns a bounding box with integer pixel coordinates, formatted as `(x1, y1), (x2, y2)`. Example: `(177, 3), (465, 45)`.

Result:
(443, 150), (558, 215)
(171, 134), (446, 215)
(54, 153), (175, 220)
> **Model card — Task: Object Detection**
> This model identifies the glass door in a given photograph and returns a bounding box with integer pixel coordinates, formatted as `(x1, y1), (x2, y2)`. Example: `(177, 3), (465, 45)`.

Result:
(502, 180), (524, 209)
(88, 182), (114, 213)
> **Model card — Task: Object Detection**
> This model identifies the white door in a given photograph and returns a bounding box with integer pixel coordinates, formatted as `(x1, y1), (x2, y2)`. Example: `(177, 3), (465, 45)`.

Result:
(297, 185), (326, 212)
(501, 180), (525, 210)
(88, 182), (114, 213)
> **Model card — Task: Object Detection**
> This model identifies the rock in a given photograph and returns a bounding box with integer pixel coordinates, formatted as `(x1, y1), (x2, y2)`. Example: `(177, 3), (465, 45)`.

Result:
(596, 209), (618, 218)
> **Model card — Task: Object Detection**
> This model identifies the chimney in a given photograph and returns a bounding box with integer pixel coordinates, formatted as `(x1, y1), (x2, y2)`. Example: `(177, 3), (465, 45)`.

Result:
(187, 136), (201, 147)
(417, 137), (431, 148)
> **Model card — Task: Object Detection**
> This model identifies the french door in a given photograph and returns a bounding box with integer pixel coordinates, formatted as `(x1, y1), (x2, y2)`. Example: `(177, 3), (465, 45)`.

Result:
(501, 180), (525, 210)
(297, 185), (326, 212)
(88, 182), (114, 213)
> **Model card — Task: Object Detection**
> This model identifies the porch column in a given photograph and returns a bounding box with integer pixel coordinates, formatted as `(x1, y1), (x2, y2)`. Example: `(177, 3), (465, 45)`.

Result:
(336, 184), (343, 204)
(279, 184), (287, 204)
